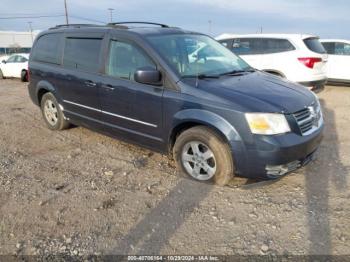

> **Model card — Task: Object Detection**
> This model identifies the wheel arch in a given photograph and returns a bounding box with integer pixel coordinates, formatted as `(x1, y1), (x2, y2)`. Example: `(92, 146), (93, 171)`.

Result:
(263, 69), (286, 78)
(35, 80), (57, 105)
(169, 109), (242, 153)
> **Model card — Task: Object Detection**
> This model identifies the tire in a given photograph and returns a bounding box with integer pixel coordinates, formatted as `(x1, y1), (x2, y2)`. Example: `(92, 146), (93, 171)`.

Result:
(21, 70), (28, 82)
(40, 92), (70, 130)
(173, 126), (234, 186)
(0, 69), (4, 79)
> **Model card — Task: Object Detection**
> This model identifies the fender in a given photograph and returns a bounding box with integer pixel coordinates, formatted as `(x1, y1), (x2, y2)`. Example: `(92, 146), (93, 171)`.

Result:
(35, 80), (63, 105)
(171, 109), (247, 175)
(172, 109), (242, 143)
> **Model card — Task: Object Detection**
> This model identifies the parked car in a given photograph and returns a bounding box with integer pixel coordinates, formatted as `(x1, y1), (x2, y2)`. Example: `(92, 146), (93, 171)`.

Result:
(28, 23), (324, 185)
(320, 39), (350, 85)
(0, 53), (29, 81)
(216, 34), (328, 91)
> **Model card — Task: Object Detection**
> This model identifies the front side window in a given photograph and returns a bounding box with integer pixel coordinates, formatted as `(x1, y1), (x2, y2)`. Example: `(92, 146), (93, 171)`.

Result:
(147, 34), (250, 77)
(6, 55), (18, 63)
(232, 38), (263, 55)
(63, 38), (102, 73)
(32, 33), (63, 64)
(107, 40), (156, 81)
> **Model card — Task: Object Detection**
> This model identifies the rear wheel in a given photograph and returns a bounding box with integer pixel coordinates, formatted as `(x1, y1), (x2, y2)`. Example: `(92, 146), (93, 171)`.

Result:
(173, 126), (234, 186)
(21, 70), (28, 82)
(40, 92), (69, 130)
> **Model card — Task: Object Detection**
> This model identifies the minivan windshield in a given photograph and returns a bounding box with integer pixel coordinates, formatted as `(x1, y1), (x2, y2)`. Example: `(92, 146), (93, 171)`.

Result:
(147, 34), (251, 78)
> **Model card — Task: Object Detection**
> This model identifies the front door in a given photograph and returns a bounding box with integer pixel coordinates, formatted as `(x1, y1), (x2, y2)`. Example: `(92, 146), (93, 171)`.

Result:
(99, 38), (164, 147)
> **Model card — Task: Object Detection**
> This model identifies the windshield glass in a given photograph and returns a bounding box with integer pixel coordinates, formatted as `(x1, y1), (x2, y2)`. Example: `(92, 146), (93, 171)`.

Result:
(147, 34), (251, 77)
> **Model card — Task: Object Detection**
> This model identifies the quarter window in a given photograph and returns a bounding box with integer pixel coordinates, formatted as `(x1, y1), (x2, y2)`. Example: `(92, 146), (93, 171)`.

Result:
(107, 40), (156, 81)
(63, 38), (102, 73)
(32, 33), (63, 64)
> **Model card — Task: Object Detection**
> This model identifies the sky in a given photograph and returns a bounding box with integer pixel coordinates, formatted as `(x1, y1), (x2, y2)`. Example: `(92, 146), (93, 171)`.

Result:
(0, 0), (349, 39)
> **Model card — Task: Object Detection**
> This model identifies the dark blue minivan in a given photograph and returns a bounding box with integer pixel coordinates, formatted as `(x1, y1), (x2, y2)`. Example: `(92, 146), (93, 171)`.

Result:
(28, 22), (323, 185)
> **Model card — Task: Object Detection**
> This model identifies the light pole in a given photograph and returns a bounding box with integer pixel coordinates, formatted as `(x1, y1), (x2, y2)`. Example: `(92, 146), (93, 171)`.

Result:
(208, 20), (212, 35)
(28, 22), (33, 44)
(108, 8), (114, 23)
(64, 0), (69, 24)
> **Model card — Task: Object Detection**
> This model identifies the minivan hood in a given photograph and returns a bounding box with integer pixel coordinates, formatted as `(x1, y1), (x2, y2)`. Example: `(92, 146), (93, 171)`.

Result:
(181, 71), (315, 113)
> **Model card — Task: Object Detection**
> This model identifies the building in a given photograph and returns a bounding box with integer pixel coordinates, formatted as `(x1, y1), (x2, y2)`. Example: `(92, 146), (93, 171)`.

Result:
(0, 30), (39, 57)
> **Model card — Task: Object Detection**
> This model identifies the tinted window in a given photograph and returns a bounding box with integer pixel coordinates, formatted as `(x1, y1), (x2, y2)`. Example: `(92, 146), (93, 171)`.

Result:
(18, 56), (28, 62)
(107, 40), (156, 81)
(6, 55), (17, 63)
(63, 38), (102, 73)
(32, 33), (63, 64)
(219, 39), (233, 49)
(322, 42), (335, 54)
(232, 38), (262, 55)
(335, 42), (350, 55)
(263, 38), (295, 53)
(303, 38), (326, 54)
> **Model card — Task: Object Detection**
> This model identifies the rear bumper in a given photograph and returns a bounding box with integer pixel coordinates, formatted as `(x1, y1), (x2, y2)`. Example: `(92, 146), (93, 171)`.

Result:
(298, 79), (327, 93)
(232, 125), (324, 179)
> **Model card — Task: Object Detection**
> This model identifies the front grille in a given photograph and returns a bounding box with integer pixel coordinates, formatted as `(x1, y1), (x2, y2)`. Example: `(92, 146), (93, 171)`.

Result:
(293, 102), (322, 136)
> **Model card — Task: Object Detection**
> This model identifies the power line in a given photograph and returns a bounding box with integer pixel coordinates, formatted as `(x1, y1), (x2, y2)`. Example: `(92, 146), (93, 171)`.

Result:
(0, 14), (65, 20)
(69, 15), (106, 24)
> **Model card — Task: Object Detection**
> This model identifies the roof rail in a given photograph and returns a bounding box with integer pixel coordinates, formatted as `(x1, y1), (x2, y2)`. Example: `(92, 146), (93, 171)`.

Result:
(107, 22), (169, 28)
(49, 24), (101, 29)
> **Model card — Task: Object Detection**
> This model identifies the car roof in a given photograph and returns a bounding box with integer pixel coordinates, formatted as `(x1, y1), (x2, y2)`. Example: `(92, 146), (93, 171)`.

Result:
(320, 39), (350, 43)
(8, 53), (29, 58)
(44, 23), (200, 37)
(215, 33), (318, 41)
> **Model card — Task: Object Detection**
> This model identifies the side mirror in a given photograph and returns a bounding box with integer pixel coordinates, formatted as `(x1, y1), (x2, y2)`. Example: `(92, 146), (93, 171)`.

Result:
(134, 67), (162, 86)
(1, 60), (6, 64)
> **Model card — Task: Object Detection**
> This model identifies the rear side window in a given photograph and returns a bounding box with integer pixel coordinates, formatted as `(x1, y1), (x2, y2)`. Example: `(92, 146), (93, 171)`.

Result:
(303, 38), (326, 54)
(263, 38), (295, 53)
(321, 42), (335, 54)
(63, 38), (102, 73)
(32, 33), (63, 64)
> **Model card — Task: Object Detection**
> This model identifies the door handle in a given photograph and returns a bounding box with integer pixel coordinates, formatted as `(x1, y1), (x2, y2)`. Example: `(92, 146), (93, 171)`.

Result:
(85, 80), (97, 87)
(101, 84), (115, 91)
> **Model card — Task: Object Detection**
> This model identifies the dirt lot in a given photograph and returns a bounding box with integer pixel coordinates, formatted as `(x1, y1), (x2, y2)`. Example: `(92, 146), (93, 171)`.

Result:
(0, 79), (349, 257)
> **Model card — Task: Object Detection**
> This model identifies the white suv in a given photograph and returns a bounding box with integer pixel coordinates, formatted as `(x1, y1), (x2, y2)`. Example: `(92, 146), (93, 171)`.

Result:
(320, 39), (350, 85)
(216, 34), (328, 91)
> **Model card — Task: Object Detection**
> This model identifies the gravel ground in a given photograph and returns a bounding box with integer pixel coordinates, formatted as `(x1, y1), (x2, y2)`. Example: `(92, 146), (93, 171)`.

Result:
(0, 79), (349, 257)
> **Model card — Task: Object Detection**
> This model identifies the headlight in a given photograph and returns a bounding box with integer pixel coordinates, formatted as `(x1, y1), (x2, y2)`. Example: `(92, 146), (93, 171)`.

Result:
(245, 113), (291, 135)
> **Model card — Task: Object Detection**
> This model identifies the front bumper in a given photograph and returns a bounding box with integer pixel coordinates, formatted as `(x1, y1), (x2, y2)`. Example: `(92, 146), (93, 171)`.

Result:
(232, 125), (324, 179)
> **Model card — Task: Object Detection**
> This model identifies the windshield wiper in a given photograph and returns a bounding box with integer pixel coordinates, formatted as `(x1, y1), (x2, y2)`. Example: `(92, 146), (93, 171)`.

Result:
(220, 69), (255, 76)
(182, 74), (220, 79)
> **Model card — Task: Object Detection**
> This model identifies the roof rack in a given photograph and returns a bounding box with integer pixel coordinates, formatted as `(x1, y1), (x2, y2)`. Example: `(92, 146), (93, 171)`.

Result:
(107, 22), (169, 28)
(50, 24), (101, 29)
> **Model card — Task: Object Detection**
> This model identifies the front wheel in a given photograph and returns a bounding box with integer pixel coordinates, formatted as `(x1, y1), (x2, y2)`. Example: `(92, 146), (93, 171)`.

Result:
(40, 92), (70, 130)
(173, 126), (234, 186)
(0, 69), (4, 79)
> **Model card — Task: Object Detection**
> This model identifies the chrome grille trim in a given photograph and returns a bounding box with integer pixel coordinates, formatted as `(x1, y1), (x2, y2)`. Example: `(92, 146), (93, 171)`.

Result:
(293, 102), (323, 136)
